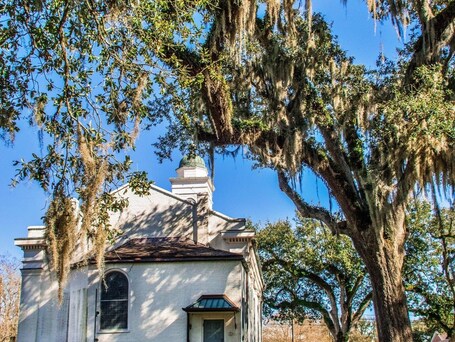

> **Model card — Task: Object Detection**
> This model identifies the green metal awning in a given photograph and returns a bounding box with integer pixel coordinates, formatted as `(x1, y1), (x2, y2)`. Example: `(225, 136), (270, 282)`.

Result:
(183, 294), (240, 312)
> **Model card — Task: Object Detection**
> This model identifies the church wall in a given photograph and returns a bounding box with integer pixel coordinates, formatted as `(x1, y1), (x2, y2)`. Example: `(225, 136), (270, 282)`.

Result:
(86, 260), (243, 342)
(248, 248), (264, 342)
(108, 185), (194, 247)
(17, 267), (67, 342)
(207, 213), (246, 251)
(67, 268), (89, 342)
(17, 269), (41, 342)
(16, 157), (263, 342)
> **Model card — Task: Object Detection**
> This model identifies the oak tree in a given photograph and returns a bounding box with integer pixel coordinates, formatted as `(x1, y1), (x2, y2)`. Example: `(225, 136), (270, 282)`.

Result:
(404, 202), (455, 341)
(1, 0), (454, 340)
(258, 219), (373, 342)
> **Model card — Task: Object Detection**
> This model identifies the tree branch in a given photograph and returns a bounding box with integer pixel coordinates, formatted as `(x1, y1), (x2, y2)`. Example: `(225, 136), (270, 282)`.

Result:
(347, 274), (366, 309)
(277, 170), (346, 234)
(319, 125), (359, 196)
(274, 297), (337, 337)
(405, 0), (455, 81)
(199, 119), (369, 229)
(266, 253), (338, 311)
(351, 292), (373, 325)
(159, 40), (235, 139)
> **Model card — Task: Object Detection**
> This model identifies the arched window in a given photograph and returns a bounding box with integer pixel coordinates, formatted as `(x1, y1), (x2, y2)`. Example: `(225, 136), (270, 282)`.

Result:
(100, 271), (129, 330)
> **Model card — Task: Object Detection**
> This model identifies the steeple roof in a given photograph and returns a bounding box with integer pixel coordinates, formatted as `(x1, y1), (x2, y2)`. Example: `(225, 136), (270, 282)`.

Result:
(178, 155), (206, 169)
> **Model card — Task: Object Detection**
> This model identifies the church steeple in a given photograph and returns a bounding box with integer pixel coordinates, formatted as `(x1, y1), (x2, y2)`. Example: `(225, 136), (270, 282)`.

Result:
(170, 155), (214, 209)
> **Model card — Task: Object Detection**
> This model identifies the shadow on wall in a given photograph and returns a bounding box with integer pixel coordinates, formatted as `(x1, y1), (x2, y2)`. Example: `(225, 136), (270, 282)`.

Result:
(18, 269), (69, 341)
(109, 186), (249, 252)
(114, 200), (194, 245)
(18, 187), (249, 341)
(137, 262), (241, 340)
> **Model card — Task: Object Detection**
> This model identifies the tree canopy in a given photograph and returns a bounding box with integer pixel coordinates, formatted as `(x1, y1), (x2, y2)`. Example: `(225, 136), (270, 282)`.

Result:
(1, 0), (454, 340)
(258, 219), (372, 342)
(404, 201), (455, 340)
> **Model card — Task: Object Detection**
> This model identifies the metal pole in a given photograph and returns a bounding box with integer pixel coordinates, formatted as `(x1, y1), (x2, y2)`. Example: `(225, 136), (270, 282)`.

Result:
(94, 289), (99, 342)
(291, 319), (295, 342)
(186, 312), (190, 342)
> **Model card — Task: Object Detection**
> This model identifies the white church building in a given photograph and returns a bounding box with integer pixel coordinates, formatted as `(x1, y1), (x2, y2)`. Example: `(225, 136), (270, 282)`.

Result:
(15, 156), (264, 342)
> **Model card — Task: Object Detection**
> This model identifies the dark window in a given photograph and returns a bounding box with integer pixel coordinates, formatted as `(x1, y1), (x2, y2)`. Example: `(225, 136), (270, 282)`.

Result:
(100, 271), (128, 330)
(203, 320), (224, 342)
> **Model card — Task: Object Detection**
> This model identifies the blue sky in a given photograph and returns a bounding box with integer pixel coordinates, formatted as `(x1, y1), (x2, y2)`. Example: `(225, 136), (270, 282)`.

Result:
(0, 0), (404, 259)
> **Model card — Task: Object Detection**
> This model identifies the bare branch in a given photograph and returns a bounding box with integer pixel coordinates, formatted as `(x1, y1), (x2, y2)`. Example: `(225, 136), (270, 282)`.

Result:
(347, 274), (366, 308)
(351, 292), (373, 325)
(277, 170), (345, 234)
(274, 295), (337, 337)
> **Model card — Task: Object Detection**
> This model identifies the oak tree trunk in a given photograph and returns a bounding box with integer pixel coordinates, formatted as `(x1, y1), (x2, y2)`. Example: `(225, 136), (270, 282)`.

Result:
(350, 219), (413, 342)
(335, 332), (348, 342)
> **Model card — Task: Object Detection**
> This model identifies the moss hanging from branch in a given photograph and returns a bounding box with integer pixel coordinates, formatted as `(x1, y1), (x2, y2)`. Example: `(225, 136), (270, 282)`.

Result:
(374, 65), (455, 194)
(77, 126), (111, 271)
(44, 193), (78, 302)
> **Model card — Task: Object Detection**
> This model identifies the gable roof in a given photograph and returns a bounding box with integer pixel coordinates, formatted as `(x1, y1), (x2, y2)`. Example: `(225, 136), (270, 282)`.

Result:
(95, 237), (244, 263)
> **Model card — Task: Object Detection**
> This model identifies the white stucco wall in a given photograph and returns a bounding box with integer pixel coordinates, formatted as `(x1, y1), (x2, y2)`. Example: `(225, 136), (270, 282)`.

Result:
(17, 267), (69, 342)
(207, 212), (246, 250)
(108, 185), (195, 245)
(105, 185), (253, 257)
(17, 269), (41, 342)
(86, 260), (243, 342)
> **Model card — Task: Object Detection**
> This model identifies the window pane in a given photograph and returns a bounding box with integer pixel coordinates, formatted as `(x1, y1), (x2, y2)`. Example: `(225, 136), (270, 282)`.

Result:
(100, 300), (128, 330)
(204, 320), (224, 342)
(101, 272), (128, 300)
(100, 271), (128, 330)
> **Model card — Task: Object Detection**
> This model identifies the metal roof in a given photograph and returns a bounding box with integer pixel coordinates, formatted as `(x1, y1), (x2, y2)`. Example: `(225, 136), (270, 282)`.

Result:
(183, 295), (240, 312)
(178, 155), (206, 169)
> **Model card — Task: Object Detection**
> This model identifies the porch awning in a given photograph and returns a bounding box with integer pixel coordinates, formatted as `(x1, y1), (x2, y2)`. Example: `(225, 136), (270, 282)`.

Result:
(183, 294), (240, 312)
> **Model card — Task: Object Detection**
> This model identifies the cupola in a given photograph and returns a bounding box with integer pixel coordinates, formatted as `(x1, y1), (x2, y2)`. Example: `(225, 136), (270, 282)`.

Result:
(170, 155), (214, 208)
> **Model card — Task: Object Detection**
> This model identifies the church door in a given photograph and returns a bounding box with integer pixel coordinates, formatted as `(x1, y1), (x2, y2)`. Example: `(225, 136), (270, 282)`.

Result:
(203, 319), (224, 342)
